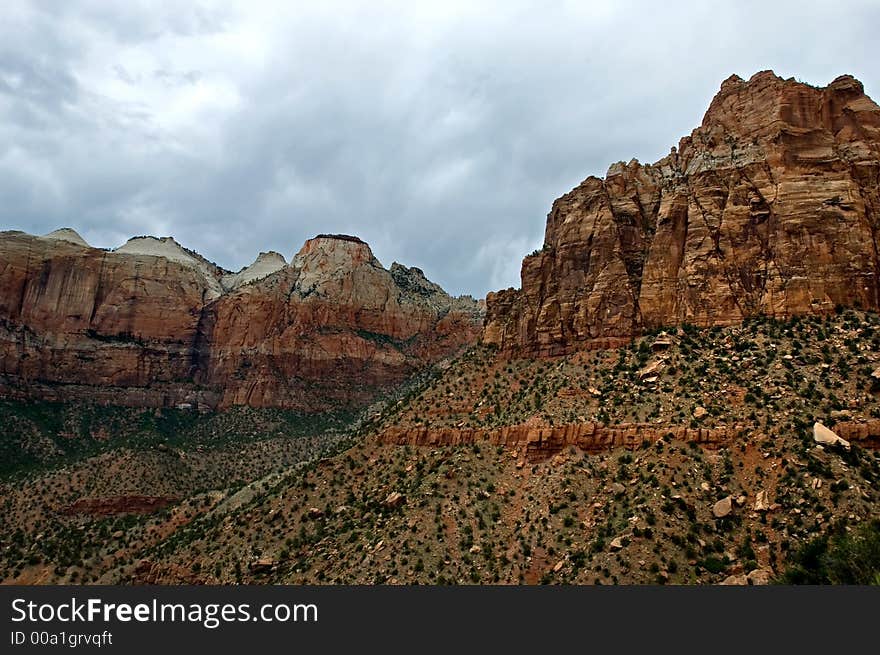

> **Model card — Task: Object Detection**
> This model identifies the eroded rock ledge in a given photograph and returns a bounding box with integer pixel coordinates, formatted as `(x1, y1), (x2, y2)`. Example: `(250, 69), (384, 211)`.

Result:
(377, 418), (880, 461)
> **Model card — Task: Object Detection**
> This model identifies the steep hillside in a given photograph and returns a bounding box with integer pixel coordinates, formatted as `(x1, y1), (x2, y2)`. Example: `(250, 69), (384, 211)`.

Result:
(4, 310), (877, 585)
(103, 311), (880, 585)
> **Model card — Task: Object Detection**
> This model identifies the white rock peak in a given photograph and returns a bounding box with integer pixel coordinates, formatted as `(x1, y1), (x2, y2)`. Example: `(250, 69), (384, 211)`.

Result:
(42, 228), (90, 248)
(221, 251), (287, 291)
(115, 236), (199, 265)
(114, 236), (225, 299)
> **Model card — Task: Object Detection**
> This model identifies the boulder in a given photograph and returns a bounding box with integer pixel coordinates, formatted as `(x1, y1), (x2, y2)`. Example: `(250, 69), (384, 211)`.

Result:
(249, 557), (275, 573)
(638, 360), (664, 379)
(651, 334), (675, 351)
(384, 491), (405, 509)
(753, 490), (771, 512)
(712, 496), (733, 518)
(813, 423), (851, 449)
(747, 569), (773, 585)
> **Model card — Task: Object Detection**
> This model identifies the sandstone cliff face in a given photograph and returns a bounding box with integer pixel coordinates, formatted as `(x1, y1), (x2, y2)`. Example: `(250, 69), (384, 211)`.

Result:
(0, 231), (208, 407)
(483, 72), (880, 355)
(195, 235), (483, 409)
(0, 231), (482, 410)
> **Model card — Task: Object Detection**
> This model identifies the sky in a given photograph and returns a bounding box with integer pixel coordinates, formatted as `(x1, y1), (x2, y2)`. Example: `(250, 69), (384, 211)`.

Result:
(1, 1), (878, 298)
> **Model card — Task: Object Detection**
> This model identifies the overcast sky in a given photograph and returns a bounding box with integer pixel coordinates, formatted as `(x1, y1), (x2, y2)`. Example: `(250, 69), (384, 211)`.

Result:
(1, 1), (878, 297)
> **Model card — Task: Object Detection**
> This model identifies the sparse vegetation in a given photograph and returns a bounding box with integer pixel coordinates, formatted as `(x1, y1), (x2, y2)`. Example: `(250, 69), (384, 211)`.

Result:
(2, 310), (879, 584)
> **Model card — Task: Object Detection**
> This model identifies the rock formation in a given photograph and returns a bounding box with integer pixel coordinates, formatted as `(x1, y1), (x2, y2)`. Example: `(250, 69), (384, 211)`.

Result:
(483, 71), (880, 355)
(377, 421), (740, 461)
(61, 495), (179, 517)
(376, 417), (880, 461)
(194, 235), (484, 410)
(43, 228), (91, 248)
(220, 251), (287, 291)
(115, 235), (228, 300)
(0, 231), (482, 410)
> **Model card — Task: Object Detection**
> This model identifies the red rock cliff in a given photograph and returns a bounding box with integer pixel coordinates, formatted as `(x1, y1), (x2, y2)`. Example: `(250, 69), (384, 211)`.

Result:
(194, 236), (483, 410)
(0, 231), (483, 410)
(483, 71), (880, 355)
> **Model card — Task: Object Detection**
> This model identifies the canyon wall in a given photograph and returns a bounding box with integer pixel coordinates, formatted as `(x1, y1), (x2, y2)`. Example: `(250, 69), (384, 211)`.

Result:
(0, 231), (482, 410)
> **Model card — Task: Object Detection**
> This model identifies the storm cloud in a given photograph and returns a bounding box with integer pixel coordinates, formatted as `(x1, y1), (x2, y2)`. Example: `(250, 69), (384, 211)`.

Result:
(1, 1), (878, 297)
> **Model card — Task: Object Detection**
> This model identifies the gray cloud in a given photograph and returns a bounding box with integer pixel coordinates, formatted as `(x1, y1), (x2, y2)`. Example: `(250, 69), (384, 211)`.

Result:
(1, 0), (878, 297)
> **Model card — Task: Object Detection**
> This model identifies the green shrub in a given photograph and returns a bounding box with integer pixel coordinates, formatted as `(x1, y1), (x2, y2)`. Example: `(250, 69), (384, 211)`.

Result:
(780, 520), (880, 584)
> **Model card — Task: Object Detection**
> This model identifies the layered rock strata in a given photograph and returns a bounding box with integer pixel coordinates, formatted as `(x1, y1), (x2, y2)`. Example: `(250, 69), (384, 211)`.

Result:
(377, 418), (880, 460)
(483, 72), (880, 355)
(0, 231), (482, 410)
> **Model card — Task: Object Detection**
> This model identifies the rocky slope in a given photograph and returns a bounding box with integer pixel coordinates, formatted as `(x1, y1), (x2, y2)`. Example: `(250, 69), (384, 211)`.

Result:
(375, 307), (880, 452)
(121, 429), (877, 585)
(483, 71), (880, 356)
(0, 230), (482, 410)
(3, 309), (878, 585)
